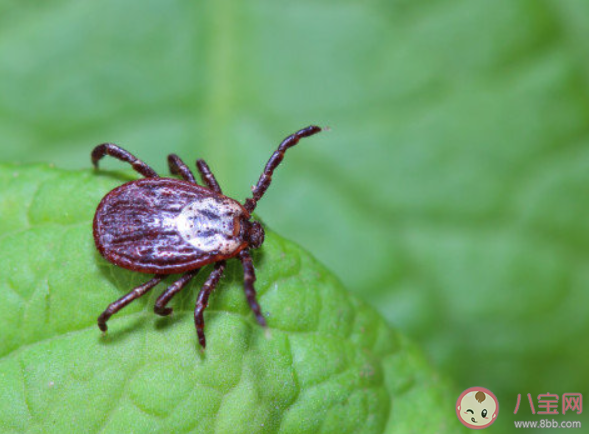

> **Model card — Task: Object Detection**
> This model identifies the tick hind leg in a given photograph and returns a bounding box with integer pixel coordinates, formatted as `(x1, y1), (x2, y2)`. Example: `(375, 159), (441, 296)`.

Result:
(98, 275), (165, 332)
(196, 159), (222, 193)
(168, 154), (197, 183)
(91, 143), (158, 178)
(238, 250), (267, 327)
(154, 269), (200, 316)
(194, 261), (226, 347)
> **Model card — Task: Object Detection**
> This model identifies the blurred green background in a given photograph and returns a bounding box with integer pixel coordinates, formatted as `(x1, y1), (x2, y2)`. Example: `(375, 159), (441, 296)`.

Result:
(1, 0), (588, 431)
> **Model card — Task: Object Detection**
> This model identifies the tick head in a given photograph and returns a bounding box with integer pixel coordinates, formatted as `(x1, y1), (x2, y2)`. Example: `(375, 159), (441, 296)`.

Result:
(244, 220), (265, 249)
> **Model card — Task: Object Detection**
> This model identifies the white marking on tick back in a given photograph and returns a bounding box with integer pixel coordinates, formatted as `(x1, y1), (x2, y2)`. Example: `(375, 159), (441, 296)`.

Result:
(176, 197), (242, 254)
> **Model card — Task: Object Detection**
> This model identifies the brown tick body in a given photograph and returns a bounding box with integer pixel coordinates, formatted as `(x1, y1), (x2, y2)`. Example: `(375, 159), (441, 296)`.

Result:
(92, 125), (321, 347)
(94, 179), (255, 274)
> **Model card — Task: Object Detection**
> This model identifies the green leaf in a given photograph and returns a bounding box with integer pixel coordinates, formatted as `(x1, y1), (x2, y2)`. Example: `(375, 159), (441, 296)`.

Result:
(0, 164), (458, 433)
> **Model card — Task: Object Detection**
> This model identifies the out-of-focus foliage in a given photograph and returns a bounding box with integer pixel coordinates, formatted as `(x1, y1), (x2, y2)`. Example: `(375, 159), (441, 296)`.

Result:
(1, 1), (588, 431)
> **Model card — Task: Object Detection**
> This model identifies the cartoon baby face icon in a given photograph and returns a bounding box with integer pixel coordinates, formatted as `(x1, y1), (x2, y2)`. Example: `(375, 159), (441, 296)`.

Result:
(456, 387), (499, 429)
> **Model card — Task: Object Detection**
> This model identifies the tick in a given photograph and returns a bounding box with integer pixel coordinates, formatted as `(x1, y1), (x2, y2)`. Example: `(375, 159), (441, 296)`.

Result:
(92, 126), (321, 347)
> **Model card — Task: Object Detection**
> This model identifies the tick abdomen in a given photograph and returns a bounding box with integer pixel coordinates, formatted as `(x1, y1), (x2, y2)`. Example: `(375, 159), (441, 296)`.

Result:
(93, 178), (248, 273)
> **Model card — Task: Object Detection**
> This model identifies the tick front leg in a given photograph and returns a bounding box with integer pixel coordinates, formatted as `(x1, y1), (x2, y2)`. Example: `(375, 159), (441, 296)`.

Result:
(194, 261), (226, 348)
(168, 154), (197, 183)
(243, 125), (321, 213)
(154, 269), (200, 316)
(98, 275), (165, 332)
(238, 250), (267, 327)
(196, 159), (222, 193)
(91, 143), (159, 178)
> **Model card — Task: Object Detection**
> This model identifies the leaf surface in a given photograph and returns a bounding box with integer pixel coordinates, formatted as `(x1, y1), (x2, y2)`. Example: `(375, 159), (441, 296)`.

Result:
(0, 165), (458, 433)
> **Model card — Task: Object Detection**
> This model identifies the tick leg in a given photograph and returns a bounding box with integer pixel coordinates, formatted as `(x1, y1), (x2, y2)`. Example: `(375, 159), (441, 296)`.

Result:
(194, 261), (226, 348)
(243, 125), (321, 213)
(238, 250), (267, 327)
(154, 269), (200, 316)
(97, 275), (165, 332)
(168, 154), (197, 183)
(196, 159), (222, 193)
(91, 143), (159, 178)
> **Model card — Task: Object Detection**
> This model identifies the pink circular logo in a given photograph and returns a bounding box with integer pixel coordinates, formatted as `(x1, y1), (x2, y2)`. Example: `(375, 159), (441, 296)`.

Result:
(456, 387), (499, 429)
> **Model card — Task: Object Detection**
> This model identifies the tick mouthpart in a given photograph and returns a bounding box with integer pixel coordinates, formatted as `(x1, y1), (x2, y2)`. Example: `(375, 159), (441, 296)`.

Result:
(245, 220), (265, 249)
